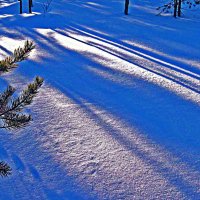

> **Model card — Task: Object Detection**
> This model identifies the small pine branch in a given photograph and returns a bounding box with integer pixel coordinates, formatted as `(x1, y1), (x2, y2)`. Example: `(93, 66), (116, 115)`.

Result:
(13, 40), (35, 63)
(0, 40), (35, 73)
(9, 76), (44, 113)
(157, 0), (199, 15)
(0, 161), (12, 177)
(0, 113), (31, 129)
(0, 76), (44, 129)
(0, 86), (16, 113)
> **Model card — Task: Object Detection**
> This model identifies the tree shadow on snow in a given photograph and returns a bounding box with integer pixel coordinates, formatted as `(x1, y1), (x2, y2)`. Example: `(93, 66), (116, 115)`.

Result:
(0, 0), (200, 199)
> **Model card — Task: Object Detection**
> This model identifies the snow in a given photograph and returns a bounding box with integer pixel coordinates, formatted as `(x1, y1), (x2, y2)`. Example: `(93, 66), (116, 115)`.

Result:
(0, 0), (200, 199)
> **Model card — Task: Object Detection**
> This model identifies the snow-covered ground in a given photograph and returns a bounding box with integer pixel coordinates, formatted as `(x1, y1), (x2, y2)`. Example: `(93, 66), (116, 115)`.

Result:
(0, 0), (200, 199)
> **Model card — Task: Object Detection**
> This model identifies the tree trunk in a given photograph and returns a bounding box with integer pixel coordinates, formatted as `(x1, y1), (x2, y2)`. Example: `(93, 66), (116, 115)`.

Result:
(174, 0), (178, 17)
(31, 0), (33, 7)
(19, 0), (22, 14)
(29, 0), (32, 13)
(178, 0), (181, 17)
(124, 0), (129, 15)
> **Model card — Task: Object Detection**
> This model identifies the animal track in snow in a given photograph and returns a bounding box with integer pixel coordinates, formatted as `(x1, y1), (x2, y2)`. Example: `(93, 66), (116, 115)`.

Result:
(80, 160), (99, 176)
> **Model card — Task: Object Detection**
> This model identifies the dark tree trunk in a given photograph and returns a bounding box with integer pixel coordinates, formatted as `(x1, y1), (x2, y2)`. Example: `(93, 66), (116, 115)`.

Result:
(178, 0), (181, 17)
(29, 0), (32, 13)
(174, 0), (178, 17)
(19, 0), (22, 14)
(124, 0), (129, 15)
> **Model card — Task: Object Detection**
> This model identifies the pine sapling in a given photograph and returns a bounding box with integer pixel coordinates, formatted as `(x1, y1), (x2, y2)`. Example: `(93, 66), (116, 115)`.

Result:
(0, 40), (43, 177)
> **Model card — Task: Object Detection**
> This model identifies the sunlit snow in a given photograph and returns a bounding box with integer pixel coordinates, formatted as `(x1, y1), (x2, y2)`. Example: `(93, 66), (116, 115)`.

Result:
(0, 0), (200, 199)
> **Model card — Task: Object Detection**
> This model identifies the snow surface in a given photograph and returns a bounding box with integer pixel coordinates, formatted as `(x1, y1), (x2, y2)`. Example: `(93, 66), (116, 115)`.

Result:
(0, 0), (200, 199)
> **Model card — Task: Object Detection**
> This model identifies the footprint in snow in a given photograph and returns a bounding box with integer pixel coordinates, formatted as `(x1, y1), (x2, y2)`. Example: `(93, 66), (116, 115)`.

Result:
(28, 165), (41, 181)
(11, 153), (26, 172)
(81, 161), (99, 176)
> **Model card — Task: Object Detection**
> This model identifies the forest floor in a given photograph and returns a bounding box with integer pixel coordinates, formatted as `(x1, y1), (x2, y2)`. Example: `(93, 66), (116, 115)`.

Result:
(0, 0), (200, 199)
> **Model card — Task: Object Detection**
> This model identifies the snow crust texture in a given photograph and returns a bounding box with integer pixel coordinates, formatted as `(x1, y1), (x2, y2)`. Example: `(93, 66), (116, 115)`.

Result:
(0, 0), (200, 199)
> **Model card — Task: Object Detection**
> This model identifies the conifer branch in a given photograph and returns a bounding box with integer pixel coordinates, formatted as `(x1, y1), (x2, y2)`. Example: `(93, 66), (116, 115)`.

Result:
(157, 0), (199, 15)
(0, 76), (44, 129)
(0, 161), (12, 177)
(0, 40), (43, 178)
(0, 40), (35, 73)
(0, 86), (16, 113)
